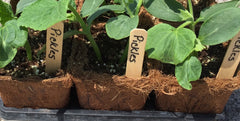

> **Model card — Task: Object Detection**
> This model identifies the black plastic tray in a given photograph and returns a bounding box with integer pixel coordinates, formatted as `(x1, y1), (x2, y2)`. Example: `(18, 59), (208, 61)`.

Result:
(2, 87), (240, 121)
(0, 98), (227, 121)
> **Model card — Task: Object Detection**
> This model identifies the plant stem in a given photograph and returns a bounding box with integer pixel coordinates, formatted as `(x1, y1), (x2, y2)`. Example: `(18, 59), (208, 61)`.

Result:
(24, 40), (32, 61)
(63, 30), (86, 39)
(188, 0), (193, 16)
(68, 5), (88, 31)
(187, 0), (195, 31)
(236, 1), (240, 8)
(177, 21), (192, 30)
(192, 17), (203, 28)
(122, 0), (134, 18)
(135, 0), (143, 15)
(68, 4), (102, 61)
(86, 32), (102, 61)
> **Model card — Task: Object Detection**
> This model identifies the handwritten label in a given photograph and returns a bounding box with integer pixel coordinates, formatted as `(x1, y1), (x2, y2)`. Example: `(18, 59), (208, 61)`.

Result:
(45, 22), (64, 73)
(217, 32), (240, 79)
(126, 29), (148, 79)
(228, 37), (240, 61)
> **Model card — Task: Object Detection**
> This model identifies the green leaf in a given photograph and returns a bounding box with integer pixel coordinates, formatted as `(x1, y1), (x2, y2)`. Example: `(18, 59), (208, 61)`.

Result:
(16, 0), (38, 15)
(146, 23), (196, 65)
(175, 56), (202, 90)
(179, 9), (193, 21)
(194, 39), (205, 52)
(128, 0), (139, 12)
(128, 0), (135, 4)
(87, 5), (125, 25)
(116, 0), (136, 4)
(18, 0), (70, 31)
(106, 15), (139, 40)
(143, 0), (186, 22)
(0, 0), (14, 25)
(114, 0), (121, 4)
(69, 0), (76, 9)
(0, 19), (28, 68)
(199, 8), (240, 46)
(200, 0), (239, 21)
(81, 0), (104, 17)
(67, 13), (78, 22)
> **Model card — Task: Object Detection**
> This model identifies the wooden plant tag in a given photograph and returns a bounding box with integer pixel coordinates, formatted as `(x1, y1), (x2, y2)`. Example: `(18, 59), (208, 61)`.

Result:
(125, 29), (148, 79)
(217, 32), (240, 79)
(45, 22), (64, 73)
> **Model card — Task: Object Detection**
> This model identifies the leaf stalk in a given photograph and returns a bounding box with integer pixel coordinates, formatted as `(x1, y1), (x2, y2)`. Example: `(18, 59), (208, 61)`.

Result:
(177, 21), (192, 30)
(135, 0), (143, 15)
(68, 4), (102, 61)
(24, 40), (32, 61)
(122, 0), (134, 18)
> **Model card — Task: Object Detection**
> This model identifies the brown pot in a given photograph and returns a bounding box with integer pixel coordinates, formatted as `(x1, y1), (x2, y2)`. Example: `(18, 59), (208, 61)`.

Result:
(151, 69), (240, 113)
(0, 75), (72, 109)
(71, 71), (152, 111)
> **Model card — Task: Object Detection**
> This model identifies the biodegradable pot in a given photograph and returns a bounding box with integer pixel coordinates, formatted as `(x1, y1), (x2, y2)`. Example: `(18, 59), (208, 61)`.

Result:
(0, 75), (72, 109)
(150, 69), (240, 114)
(67, 39), (152, 110)
(71, 71), (152, 110)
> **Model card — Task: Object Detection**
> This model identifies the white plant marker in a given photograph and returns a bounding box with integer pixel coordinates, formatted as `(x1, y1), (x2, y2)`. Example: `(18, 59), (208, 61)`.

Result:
(217, 32), (240, 79)
(125, 29), (148, 79)
(45, 22), (64, 73)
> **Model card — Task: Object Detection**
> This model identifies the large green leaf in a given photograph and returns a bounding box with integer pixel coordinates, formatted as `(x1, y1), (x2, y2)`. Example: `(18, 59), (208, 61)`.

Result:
(106, 15), (139, 40)
(199, 8), (240, 46)
(143, 0), (189, 22)
(81, 0), (104, 17)
(200, 0), (239, 21)
(0, 0), (14, 25)
(16, 0), (38, 15)
(175, 56), (202, 90)
(18, 0), (70, 31)
(0, 19), (28, 68)
(87, 5), (125, 25)
(146, 23), (196, 65)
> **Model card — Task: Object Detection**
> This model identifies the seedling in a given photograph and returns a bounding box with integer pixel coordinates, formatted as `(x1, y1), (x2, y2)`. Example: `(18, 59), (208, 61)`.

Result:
(17, 0), (143, 62)
(17, 0), (105, 61)
(105, 0), (142, 40)
(0, 0), (31, 68)
(144, 0), (240, 90)
(86, 0), (144, 63)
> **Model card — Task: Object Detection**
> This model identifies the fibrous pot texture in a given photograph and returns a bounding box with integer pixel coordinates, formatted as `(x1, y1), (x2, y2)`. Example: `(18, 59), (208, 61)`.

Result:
(71, 71), (152, 110)
(0, 75), (72, 109)
(150, 69), (240, 113)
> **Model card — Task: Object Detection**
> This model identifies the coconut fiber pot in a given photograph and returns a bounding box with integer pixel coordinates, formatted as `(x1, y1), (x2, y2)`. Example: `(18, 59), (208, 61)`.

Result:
(0, 75), (72, 109)
(70, 71), (152, 111)
(150, 69), (240, 114)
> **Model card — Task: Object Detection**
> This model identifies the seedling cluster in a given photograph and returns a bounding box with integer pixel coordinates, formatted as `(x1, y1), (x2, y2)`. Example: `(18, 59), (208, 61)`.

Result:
(1, 0), (240, 90)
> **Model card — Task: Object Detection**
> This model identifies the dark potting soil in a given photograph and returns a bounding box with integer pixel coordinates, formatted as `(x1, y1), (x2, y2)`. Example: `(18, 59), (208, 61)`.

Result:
(0, 25), (72, 79)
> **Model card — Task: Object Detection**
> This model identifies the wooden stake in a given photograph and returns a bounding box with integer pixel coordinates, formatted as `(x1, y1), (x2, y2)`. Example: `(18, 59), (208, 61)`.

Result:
(125, 29), (148, 79)
(217, 32), (240, 79)
(45, 22), (64, 73)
